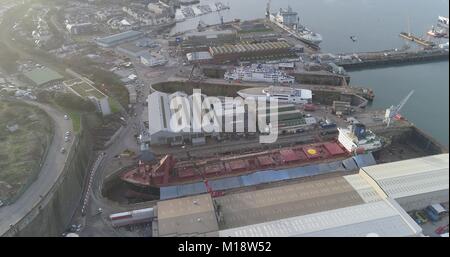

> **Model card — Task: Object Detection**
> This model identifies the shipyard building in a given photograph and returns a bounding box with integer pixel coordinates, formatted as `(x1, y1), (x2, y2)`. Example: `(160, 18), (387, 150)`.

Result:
(209, 41), (294, 64)
(22, 67), (64, 87)
(96, 30), (143, 48)
(182, 30), (237, 48)
(145, 91), (308, 146)
(66, 23), (94, 35)
(152, 154), (448, 237)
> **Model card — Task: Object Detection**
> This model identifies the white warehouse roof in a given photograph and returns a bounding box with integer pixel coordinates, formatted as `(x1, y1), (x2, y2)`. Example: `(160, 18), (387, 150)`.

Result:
(219, 198), (422, 237)
(360, 154), (449, 199)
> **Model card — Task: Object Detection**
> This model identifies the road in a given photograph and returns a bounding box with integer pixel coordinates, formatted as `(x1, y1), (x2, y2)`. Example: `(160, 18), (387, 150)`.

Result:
(0, 101), (74, 236)
(73, 60), (180, 236)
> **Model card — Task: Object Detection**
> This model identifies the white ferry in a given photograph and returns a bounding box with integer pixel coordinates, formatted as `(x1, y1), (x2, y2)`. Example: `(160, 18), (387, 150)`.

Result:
(338, 123), (383, 154)
(237, 86), (312, 104)
(225, 64), (295, 84)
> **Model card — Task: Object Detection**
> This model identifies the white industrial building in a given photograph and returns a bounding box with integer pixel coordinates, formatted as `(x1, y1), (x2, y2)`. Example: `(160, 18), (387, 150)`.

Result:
(186, 51), (212, 64)
(218, 199), (422, 237)
(359, 154), (449, 212)
(140, 52), (168, 67)
(116, 43), (148, 59)
(154, 153), (449, 237)
(146, 91), (214, 146)
(66, 23), (93, 35)
(96, 30), (143, 48)
(146, 91), (251, 146)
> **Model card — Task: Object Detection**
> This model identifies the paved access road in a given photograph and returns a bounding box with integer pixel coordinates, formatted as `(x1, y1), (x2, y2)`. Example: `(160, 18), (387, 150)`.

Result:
(0, 101), (74, 236)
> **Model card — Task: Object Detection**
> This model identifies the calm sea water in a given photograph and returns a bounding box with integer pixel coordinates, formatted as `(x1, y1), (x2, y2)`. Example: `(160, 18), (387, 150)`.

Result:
(173, 0), (449, 146)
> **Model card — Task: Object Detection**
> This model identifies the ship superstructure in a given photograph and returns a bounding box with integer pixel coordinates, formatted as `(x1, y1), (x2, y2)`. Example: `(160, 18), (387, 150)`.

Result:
(224, 64), (295, 84)
(266, 4), (323, 45)
(427, 16), (449, 38)
(338, 123), (383, 154)
(237, 86), (312, 104)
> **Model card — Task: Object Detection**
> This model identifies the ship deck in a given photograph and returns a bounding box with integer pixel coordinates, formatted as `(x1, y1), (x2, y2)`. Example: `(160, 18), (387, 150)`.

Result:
(120, 141), (349, 188)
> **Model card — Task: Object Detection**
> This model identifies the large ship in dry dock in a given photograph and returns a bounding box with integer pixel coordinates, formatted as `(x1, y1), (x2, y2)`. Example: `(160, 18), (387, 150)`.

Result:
(115, 108), (447, 199)
(120, 140), (350, 189)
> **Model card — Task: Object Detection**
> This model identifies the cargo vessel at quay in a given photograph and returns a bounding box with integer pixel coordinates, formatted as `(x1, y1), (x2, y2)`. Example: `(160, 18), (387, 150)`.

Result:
(266, 4), (322, 46)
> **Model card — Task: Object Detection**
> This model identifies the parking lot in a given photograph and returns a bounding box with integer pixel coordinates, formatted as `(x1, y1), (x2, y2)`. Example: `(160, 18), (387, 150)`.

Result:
(408, 202), (449, 237)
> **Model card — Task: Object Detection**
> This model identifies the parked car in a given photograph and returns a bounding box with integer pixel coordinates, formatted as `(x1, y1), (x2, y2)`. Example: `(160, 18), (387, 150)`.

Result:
(0, 200), (4, 207)
(414, 211), (428, 224)
(435, 225), (448, 235)
(424, 206), (441, 222)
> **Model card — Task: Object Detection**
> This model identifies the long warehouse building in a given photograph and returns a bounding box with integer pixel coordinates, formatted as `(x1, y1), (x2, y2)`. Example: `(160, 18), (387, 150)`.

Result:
(359, 153), (449, 212)
(153, 153), (448, 237)
(96, 30), (143, 48)
(209, 41), (294, 64)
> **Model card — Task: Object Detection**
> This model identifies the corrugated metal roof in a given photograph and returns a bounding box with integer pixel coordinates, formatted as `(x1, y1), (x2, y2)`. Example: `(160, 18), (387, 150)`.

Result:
(97, 30), (142, 45)
(218, 199), (422, 237)
(343, 174), (383, 203)
(157, 194), (219, 236)
(209, 41), (291, 56)
(361, 154), (449, 199)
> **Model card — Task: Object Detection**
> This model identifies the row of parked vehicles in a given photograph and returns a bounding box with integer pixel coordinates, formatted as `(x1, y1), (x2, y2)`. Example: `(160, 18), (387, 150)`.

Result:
(411, 203), (448, 225)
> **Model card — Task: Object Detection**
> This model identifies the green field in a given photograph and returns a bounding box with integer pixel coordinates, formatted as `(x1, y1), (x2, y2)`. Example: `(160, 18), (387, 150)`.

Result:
(0, 101), (52, 202)
(108, 97), (122, 114)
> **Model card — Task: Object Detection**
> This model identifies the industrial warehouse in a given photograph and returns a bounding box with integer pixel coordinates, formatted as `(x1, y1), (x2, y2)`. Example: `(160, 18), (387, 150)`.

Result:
(96, 30), (143, 48)
(144, 91), (311, 146)
(209, 41), (295, 63)
(22, 67), (64, 87)
(123, 154), (448, 237)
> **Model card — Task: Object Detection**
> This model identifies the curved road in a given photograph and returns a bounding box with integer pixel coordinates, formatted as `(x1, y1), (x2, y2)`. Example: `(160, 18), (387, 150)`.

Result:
(0, 101), (74, 236)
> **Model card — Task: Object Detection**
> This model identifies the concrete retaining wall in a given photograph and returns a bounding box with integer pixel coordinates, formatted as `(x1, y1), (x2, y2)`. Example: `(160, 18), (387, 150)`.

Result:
(3, 117), (94, 237)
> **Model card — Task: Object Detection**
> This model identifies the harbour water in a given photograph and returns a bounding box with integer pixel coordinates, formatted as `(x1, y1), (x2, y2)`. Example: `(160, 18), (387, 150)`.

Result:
(173, 0), (449, 146)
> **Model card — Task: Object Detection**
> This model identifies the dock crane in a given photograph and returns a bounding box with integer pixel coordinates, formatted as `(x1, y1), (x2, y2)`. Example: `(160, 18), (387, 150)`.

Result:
(384, 90), (414, 127)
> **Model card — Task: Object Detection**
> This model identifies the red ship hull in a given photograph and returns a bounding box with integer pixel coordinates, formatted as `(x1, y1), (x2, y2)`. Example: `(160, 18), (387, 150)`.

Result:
(120, 141), (349, 188)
